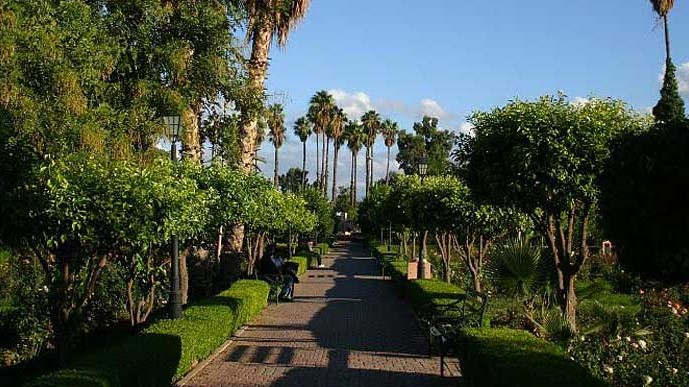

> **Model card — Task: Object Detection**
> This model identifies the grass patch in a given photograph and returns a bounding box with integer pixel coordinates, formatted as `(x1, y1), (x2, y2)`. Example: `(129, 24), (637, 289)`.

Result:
(26, 280), (269, 387)
(458, 328), (608, 387)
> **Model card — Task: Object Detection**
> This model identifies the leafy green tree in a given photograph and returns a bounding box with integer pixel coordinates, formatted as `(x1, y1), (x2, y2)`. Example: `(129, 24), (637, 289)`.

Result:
(601, 119), (689, 282)
(396, 116), (455, 176)
(653, 60), (686, 123)
(299, 188), (334, 242)
(267, 103), (286, 187)
(467, 95), (647, 328)
(361, 110), (381, 196)
(293, 116), (312, 189)
(279, 167), (308, 193)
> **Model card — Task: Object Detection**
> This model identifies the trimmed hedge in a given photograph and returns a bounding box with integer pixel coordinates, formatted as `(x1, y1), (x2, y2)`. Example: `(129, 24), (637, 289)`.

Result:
(26, 280), (269, 387)
(316, 242), (329, 255)
(458, 328), (609, 387)
(288, 256), (309, 276)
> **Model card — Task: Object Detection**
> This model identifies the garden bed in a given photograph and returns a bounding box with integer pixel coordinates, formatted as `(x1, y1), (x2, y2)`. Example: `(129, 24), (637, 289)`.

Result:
(25, 280), (269, 387)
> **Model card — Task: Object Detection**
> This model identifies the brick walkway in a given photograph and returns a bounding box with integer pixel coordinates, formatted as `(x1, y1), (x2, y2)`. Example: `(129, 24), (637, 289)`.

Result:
(182, 238), (461, 387)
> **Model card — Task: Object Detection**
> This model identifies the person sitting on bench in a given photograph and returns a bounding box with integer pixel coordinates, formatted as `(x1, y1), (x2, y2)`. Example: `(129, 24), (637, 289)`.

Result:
(307, 240), (324, 268)
(259, 244), (298, 301)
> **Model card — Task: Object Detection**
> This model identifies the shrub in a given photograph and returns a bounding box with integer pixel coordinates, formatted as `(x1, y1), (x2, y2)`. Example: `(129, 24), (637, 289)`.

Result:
(404, 279), (464, 311)
(288, 256), (309, 276)
(25, 280), (269, 387)
(316, 242), (329, 255)
(600, 120), (689, 283)
(459, 328), (608, 387)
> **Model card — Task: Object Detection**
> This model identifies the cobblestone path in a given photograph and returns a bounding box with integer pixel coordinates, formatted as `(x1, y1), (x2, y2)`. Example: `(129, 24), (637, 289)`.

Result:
(182, 238), (461, 386)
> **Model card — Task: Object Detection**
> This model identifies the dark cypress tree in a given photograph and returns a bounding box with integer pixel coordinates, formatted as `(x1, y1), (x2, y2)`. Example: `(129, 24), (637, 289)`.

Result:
(652, 58), (686, 123)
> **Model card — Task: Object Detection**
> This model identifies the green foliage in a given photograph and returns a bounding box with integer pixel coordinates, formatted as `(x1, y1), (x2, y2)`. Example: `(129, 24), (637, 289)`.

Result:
(279, 167), (307, 193)
(26, 280), (269, 387)
(288, 256), (309, 276)
(601, 119), (689, 282)
(459, 328), (608, 387)
(299, 188), (334, 240)
(396, 116), (455, 176)
(488, 240), (551, 298)
(652, 59), (686, 123)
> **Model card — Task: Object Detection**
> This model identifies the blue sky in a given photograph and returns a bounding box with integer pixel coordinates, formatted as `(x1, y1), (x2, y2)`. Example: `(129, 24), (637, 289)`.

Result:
(256, 0), (689, 196)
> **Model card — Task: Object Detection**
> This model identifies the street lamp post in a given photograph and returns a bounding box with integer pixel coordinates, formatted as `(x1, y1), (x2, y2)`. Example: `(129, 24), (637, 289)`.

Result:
(163, 115), (183, 319)
(417, 156), (429, 279)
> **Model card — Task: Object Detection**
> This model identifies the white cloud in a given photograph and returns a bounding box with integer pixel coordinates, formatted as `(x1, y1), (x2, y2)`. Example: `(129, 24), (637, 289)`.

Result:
(571, 96), (590, 106)
(457, 122), (474, 134)
(420, 99), (449, 120)
(328, 89), (374, 119)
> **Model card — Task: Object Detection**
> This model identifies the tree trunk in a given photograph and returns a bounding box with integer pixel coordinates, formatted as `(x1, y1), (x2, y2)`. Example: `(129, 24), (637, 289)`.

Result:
(302, 141), (307, 189)
(216, 226), (223, 263)
(365, 146), (370, 196)
(321, 133), (327, 193)
(180, 249), (189, 305)
(664, 15), (671, 62)
(182, 106), (202, 162)
(353, 153), (358, 204)
(563, 273), (577, 328)
(315, 132), (320, 188)
(324, 137), (330, 196)
(273, 145), (279, 188)
(349, 152), (354, 206)
(386, 146), (391, 183)
(332, 144), (339, 201)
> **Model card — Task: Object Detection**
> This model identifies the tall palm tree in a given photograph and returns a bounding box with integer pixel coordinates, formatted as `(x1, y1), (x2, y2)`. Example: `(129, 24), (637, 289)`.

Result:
(345, 121), (364, 206)
(233, 0), (310, 254)
(360, 110), (381, 196)
(267, 104), (286, 188)
(381, 119), (399, 183)
(329, 107), (347, 200)
(293, 116), (312, 189)
(308, 90), (335, 190)
(239, 0), (311, 173)
(650, 0), (675, 62)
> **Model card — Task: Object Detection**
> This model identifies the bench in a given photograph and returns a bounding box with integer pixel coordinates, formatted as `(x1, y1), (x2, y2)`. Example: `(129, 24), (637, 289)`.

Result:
(418, 291), (489, 377)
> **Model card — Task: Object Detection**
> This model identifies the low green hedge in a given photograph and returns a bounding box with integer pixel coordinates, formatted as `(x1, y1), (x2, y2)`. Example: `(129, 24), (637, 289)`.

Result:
(316, 242), (329, 255)
(288, 256), (310, 276)
(26, 280), (269, 387)
(458, 328), (608, 387)
(404, 279), (464, 311)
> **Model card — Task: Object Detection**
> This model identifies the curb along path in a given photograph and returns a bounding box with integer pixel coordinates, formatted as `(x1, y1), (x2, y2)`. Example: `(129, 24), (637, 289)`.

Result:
(182, 238), (461, 386)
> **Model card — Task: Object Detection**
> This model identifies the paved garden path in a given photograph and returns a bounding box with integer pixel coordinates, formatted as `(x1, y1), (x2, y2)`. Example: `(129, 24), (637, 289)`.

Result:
(182, 238), (461, 387)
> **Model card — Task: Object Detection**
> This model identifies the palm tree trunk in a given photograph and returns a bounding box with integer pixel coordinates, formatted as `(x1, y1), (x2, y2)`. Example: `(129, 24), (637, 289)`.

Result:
(234, 23), (271, 255)
(273, 146), (279, 188)
(182, 106), (202, 162)
(386, 145), (391, 183)
(350, 151), (355, 206)
(332, 145), (339, 201)
(321, 132), (327, 193)
(664, 15), (671, 61)
(302, 141), (307, 189)
(365, 146), (370, 196)
(353, 153), (358, 204)
(324, 137), (330, 196)
(315, 132), (320, 188)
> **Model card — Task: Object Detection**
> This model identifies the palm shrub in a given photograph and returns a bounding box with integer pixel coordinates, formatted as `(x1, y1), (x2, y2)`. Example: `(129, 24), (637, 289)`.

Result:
(488, 240), (552, 298)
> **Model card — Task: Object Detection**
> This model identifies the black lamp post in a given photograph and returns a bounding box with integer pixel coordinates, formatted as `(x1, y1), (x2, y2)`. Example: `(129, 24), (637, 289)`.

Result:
(418, 156), (429, 279)
(163, 115), (183, 319)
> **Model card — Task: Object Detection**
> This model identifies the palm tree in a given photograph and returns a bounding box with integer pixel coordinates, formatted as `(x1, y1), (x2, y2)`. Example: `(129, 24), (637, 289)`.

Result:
(381, 119), (399, 183)
(650, 0), (675, 62)
(239, 0), (311, 173)
(345, 121), (364, 206)
(293, 116), (312, 189)
(308, 90), (335, 191)
(360, 110), (381, 196)
(267, 104), (286, 188)
(329, 107), (347, 200)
